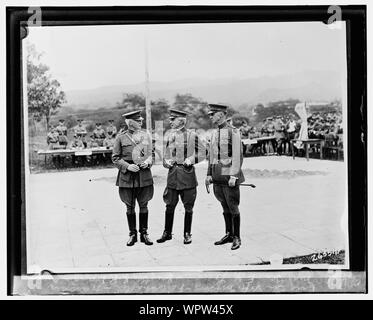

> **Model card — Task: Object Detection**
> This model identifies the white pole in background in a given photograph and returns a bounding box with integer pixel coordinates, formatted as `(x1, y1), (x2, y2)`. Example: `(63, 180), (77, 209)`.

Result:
(144, 36), (151, 133)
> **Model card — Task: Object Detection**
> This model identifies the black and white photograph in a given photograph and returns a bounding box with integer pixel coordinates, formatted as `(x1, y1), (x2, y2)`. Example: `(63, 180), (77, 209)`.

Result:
(22, 19), (351, 274)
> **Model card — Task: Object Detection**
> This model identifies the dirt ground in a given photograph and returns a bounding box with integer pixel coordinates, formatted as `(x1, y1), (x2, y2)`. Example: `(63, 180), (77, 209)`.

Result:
(26, 156), (348, 273)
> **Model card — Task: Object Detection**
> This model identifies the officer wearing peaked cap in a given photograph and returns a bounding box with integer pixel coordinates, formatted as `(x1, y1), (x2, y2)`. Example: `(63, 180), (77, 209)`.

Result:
(205, 103), (245, 250)
(157, 108), (205, 245)
(106, 119), (117, 138)
(112, 110), (154, 246)
(56, 119), (68, 136)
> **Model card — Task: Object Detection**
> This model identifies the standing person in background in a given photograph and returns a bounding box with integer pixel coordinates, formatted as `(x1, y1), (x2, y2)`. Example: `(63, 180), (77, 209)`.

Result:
(265, 117), (276, 155)
(274, 115), (285, 155)
(239, 120), (250, 156)
(205, 103), (245, 250)
(112, 110), (154, 247)
(157, 109), (204, 245)
(285, 114), (297, 155)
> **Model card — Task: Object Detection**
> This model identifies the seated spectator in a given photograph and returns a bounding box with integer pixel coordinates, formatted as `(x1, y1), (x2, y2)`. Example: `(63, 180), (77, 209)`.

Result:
(70, 134), (84, 149)
(46, 125), (59, 150)
(70, 134), (86, 166)
(106, 119), (117, 138)
(57, 130), (69, 149)
(103, 134), (115, 149)
(73, 119), (88, 148)
(56, 119), (68, 136)
(92, 122), (106, 146)
(87, 134), (99, 148)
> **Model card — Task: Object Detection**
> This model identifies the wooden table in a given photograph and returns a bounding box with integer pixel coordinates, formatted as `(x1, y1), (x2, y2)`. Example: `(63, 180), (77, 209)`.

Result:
(291, 139), (324, 161)
(37, 147), (113, 165)
(242, 136), (276, 156)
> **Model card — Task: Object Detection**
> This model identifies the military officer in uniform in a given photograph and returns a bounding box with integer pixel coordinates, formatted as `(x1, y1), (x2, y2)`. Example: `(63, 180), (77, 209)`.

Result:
(157, 109), (204, 245)
(92, 122), (106, 146)
(205, 104), (245, 250)
(112, 110), (154, 246)
(106, 120), (117, 138)
(73, 119), (88, 147)
(56, 119), (68, 136)
(46, 125), (59, 149)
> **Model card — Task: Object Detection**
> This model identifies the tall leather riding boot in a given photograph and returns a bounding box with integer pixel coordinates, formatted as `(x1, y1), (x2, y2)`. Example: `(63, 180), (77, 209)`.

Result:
(139, 211), (153, 245)
(165, 208), (175, 234)
(183, 211), (193, 244)
(232, 215), (240, 238)
(214, 212), (233, 245)
(157, 209), (174, 243)
(231, 215), (241, 250)
(223, 212), (233, 235)
(126, 212), (137, 246)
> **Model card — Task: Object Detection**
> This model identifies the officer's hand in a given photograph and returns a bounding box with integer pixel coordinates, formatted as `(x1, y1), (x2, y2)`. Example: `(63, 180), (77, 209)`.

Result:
(228, 176), (237, 187)
(164, 159), (174, 168)
(205, 175), (213, 185)
(127, 164), (140, 172)
(139, 162), (148, 169)
(183, 158), (192, 166)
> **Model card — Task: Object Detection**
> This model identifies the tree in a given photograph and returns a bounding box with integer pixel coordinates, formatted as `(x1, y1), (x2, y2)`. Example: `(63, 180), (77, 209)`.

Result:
(27, 43), (66, 131)
(253, 99), (301, 124)
(116, 93), (172, 129)
(151, 98), (171, 127)
(172, 93), (211, 129)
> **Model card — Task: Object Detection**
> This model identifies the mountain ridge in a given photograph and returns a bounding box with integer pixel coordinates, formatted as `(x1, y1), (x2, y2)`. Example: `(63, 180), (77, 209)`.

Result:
(64, 70), (342, 110)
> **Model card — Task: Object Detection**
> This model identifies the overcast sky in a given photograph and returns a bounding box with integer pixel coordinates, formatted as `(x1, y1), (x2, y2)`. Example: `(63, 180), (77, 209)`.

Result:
(25, 22), (347, 91)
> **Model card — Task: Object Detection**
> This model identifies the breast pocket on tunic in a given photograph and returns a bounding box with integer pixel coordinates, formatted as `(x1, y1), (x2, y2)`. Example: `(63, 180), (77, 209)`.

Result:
(121, 143), (134, 158)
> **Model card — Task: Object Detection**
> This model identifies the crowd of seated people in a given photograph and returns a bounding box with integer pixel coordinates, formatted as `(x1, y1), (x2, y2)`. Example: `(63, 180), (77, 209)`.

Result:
(238, 111), (343, 159)
(46, 119), (118, 167)
(46, 119), (118, 150)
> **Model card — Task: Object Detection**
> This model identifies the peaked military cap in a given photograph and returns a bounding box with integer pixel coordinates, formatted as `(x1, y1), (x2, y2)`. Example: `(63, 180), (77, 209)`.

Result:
(208, 103), (228, 114)
(122, 110), (144, 120)
(169, 108), (188, 119)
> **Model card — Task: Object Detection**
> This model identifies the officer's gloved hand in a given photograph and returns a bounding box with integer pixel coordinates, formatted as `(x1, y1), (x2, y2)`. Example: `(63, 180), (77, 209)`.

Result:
(205, 176), (213, 185)
(183, 158), (192, 167)
(228, 176), (238, 187)
(127, 164), (140, 172)
(139, 162), (148, 169)
(164, 159), (174, 168)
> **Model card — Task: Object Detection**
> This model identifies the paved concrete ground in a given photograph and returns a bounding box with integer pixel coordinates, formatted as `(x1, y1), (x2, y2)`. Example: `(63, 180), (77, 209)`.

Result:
(27, 156), (348, 273)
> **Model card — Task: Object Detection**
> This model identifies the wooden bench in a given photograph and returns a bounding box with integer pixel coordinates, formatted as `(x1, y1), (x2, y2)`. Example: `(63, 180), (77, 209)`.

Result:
(291, 139), (325, 161)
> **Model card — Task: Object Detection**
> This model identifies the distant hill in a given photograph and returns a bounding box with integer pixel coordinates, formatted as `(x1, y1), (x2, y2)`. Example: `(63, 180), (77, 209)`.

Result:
(64, 70), (343, 110)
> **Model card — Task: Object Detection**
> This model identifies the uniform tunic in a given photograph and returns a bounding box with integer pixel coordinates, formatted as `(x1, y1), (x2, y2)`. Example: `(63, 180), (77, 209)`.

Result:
(56, 124), (67, 136)
(112, 130), (154, 212)
(106, 124), (117, 137)
(207, 122), (245, 218)
(162, 127), (204, 234)
(163, 128), (201, 190)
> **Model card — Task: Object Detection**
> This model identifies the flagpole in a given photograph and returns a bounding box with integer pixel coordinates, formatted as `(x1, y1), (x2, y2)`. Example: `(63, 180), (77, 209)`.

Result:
(144, 36), (151, 132)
